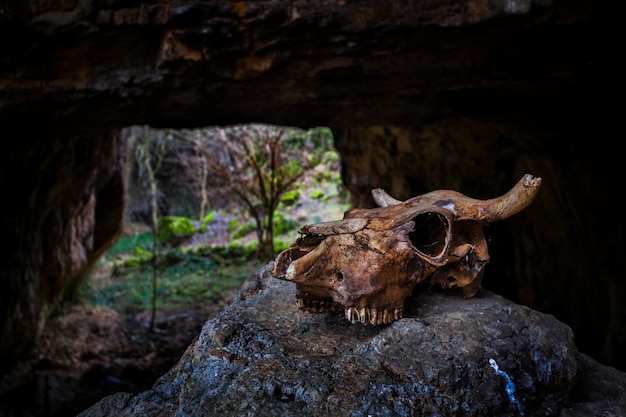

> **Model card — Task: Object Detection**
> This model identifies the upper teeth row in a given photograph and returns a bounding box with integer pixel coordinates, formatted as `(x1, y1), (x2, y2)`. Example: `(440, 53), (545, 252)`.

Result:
(345, 306), (403, 325)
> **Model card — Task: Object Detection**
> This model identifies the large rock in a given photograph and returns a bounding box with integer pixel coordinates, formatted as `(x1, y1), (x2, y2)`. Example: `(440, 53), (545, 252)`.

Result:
(78, 264), (626, 417)
(0, 0), (616, 133)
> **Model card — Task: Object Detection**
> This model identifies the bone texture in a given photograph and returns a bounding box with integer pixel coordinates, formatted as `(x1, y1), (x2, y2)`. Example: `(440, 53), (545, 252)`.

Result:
(272, 174), (541, 325)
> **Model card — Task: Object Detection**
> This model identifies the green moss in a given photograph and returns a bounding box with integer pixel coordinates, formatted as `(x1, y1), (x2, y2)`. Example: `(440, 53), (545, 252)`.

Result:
(311, 190), (324, 199)
(280, 189), (300, 205)
(232, 220), (256, 239)
(202, 211), (216, 226)
(157, 216), (196, 244)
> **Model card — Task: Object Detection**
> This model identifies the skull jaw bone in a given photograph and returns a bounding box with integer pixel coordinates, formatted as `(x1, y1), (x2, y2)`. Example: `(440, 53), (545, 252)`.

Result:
(295, 283), (414, 325)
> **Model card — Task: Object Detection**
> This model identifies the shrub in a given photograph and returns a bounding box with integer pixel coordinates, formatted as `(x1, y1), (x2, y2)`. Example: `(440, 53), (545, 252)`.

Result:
(158, 216), (196, 245)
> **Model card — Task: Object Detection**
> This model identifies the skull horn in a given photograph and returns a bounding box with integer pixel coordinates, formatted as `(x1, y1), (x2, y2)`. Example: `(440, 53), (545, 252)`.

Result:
(476, 174), (542, 222)
(371, 188), (402, 207)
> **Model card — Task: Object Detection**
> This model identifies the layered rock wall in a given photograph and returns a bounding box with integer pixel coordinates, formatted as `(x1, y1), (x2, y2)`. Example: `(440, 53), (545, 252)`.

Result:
(1, 0), (600, 133)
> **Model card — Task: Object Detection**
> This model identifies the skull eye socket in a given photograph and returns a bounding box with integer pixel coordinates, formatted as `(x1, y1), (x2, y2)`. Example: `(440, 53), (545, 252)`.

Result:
(408, 212), (450, 259)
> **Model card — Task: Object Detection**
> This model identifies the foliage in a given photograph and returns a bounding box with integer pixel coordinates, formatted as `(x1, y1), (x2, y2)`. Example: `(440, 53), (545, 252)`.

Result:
(104, 232), (153, 258)
(228, 218), (241, 234)
(273, 237), (293, 254)
(157, 215), (196, 245)
(280, 189), (300, 206)
(272, 212), (297, 236)
(168, 124), (335, 261)
(231, 219), (256, 239)
(84, 123), (349, 317)
(202, 211), (216, 226)
(311, 190), (325, 200)
(83, 245), (259, 313)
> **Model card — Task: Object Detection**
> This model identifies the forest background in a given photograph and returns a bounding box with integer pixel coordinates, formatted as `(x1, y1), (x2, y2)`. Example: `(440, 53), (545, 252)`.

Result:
(83, 123), (350, 332)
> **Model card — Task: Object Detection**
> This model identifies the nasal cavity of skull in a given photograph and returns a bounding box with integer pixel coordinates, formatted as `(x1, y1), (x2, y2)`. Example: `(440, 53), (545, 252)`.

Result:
(408, 213), (448, 257)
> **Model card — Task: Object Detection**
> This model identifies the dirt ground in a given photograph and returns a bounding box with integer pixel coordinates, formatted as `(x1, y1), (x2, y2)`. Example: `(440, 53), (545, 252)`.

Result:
(0, 296), (236, 417)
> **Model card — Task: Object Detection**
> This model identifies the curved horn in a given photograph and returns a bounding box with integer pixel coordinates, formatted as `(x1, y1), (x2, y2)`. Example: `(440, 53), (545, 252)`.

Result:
(478, 174), (542, 222)
(371, 188), (402, 207)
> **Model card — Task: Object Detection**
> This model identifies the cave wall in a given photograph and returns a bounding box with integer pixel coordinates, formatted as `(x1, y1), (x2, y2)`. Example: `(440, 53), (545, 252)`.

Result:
(1, 0), (624, 371)
(0, 134), (125, 368)
(2, 0), (606, 133)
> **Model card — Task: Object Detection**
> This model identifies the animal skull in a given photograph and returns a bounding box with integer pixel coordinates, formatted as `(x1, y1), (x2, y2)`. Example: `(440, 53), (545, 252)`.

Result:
(272, 174), (542, 325)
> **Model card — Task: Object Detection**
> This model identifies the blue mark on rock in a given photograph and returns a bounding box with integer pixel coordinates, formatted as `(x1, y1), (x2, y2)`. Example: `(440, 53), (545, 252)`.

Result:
(489, 358), (524, 416)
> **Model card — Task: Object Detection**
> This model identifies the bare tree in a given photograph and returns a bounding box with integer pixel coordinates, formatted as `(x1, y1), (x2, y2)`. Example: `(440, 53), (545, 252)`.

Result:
(170, 124), (316, 261)
(129, 128), (168, 331)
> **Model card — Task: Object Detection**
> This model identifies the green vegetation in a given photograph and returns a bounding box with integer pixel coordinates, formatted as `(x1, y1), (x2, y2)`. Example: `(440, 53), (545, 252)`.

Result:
(83, 236), (261, 313)
(157, 216), (196, 245)
(169, 124), (336, 261)
(103, 232), (153, 258)
(83, 124), (350, 318)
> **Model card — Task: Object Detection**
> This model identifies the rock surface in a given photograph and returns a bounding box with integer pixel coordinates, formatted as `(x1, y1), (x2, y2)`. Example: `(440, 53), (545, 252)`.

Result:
(77, 263), (625, 417)
(1, 0), (589, 133)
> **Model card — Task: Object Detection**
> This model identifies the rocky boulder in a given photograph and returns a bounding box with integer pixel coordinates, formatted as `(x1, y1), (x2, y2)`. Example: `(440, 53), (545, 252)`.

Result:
(78, 264), (626, 417)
